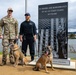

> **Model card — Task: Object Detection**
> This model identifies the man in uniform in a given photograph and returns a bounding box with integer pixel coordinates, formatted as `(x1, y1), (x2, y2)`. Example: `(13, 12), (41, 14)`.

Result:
(19, 13), (37, 61)
(0, 7), (18, 65)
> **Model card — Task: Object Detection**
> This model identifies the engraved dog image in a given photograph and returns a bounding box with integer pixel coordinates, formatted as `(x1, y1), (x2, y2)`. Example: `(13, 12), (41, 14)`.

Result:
(33, 46), (54, 73)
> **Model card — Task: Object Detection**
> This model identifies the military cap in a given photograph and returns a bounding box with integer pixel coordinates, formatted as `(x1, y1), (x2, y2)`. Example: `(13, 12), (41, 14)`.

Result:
(7, 7), (13, 12)
(25, 13), (30, 16)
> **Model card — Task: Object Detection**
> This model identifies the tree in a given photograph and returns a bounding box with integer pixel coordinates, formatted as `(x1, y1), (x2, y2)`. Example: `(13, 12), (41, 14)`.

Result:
(69, 33), (75, 39)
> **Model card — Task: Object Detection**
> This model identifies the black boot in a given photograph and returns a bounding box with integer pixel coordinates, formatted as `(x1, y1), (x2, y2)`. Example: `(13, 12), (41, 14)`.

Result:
(0, 62), (6, 66)
(31, 56), (34, 61)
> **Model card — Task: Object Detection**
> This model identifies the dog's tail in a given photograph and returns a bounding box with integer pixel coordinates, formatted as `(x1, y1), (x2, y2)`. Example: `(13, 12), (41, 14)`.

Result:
(23, 57), (28, 65)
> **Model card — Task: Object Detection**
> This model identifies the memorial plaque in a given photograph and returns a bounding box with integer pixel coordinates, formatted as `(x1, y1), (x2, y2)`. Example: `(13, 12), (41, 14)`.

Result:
(38, 2), (68, 60)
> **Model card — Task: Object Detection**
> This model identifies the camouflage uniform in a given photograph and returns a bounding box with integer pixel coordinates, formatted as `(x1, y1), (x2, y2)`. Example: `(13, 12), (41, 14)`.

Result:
(0, 16), (18, 64)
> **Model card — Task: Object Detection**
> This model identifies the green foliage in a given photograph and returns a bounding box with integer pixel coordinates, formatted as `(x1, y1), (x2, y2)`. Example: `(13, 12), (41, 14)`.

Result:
(0, 52), (2, 55)
(69, 33), (76, 39)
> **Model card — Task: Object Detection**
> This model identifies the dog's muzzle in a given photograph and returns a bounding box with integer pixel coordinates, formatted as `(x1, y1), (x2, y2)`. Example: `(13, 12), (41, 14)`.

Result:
(44, 50), (51, 55)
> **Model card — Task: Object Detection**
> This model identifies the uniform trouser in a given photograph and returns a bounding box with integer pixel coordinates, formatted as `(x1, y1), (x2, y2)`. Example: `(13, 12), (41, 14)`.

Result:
(22, 37), (35, 60)
(2, 39), (14, 63)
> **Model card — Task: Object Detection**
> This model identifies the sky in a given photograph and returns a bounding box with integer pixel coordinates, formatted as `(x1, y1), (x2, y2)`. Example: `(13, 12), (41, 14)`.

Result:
(0, 0), (76, 32)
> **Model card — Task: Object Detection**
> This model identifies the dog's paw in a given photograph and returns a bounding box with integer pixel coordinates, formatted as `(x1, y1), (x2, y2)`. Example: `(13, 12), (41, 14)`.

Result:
(33, 67), (40, 71)
(13, 64), (17, 67)
(52, 68), (55, 71)
(33, 67), (35, 71)
(22, 62), (28, 66)
(46, 71), (50, 74)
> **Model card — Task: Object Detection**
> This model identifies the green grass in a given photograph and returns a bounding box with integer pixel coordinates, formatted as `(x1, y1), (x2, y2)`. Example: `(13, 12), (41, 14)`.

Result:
(71, 58), (76, 60)
(0, 52), (2, 55)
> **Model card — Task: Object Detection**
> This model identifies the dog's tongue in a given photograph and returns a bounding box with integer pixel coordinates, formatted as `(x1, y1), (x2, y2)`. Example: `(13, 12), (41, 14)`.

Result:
(46, 51), (49, 55)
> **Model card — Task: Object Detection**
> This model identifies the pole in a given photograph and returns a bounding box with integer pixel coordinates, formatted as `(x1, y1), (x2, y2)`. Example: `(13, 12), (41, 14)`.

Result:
(25, 0), (27, 13)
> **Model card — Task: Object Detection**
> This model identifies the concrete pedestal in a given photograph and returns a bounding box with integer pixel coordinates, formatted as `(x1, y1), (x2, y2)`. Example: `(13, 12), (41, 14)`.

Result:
(28, 60), (76, 70)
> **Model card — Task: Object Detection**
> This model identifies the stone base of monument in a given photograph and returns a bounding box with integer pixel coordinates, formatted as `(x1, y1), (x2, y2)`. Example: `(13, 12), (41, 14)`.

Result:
(28, 58), (76, 70)
(53, 58), (70, 65)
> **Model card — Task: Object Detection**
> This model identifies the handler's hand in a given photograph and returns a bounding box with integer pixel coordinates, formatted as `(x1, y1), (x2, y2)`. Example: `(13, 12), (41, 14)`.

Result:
(15, 36), (18, 39)
(34, 35), (36, 41)
(19, 35), (23, 42)
(0, 35), (3, 39)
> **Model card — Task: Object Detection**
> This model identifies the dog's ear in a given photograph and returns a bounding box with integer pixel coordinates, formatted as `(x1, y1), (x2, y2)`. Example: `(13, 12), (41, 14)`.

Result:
(48, 46), (52, 49)
(14, 39), (16, 44)
(50, 46), (52, 49)
(42, 47), (47, 54)
(49, 46), (52, 52)
(43, 46), (48, 51)
(14, 39), (18, 44)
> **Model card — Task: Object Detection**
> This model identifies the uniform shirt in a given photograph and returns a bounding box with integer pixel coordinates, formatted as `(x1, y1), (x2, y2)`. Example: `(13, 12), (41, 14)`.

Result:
(20, 20), (37, 37)
(0, 16), (18, 39)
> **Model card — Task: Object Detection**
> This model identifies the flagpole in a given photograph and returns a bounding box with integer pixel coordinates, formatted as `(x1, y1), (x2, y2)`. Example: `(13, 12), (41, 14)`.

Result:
(25, 0), (27, 13)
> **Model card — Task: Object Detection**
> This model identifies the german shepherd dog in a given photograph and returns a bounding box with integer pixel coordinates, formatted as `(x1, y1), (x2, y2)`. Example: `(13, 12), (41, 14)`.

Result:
(33, 46), (54, 73)
(10, 40), (27, 67)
